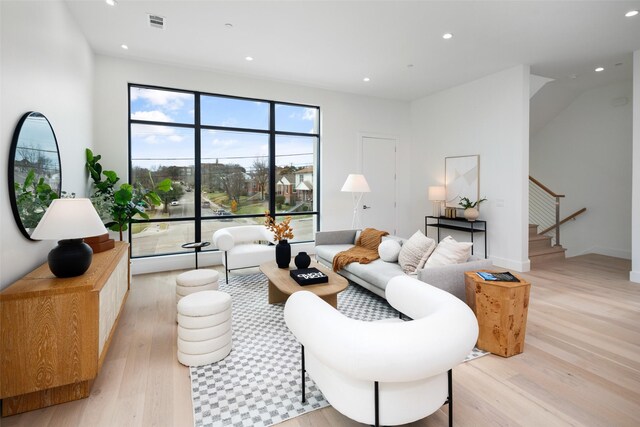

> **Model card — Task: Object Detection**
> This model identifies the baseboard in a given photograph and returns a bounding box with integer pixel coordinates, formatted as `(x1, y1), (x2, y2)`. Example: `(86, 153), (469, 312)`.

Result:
(489, 256), (530, 273)
(131, 242), (316, 275)
(630, 271), (640, 283)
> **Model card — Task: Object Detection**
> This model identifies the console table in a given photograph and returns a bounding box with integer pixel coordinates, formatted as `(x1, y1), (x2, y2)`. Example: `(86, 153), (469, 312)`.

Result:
(0, 241), (129, 416)
(425, 215), (487, 257)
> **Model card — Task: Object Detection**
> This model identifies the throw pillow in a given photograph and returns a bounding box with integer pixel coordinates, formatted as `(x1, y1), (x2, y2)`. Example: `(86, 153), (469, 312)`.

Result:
(398, 230), (436, 274)
(425, 236), (473, 267)
(378, 239), (402, 262)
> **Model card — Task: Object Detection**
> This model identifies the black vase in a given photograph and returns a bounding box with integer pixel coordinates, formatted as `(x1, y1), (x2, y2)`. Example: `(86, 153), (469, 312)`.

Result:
(294, 251), (311, 269)
(275, 240), (291, 268)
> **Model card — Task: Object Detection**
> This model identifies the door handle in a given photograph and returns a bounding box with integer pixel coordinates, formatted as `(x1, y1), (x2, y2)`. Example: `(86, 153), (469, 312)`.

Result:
(362, 205), (371, 210)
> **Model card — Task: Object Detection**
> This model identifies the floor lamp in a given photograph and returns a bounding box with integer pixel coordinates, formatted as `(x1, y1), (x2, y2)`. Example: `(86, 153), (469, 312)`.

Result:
(341, 174), (371, 229)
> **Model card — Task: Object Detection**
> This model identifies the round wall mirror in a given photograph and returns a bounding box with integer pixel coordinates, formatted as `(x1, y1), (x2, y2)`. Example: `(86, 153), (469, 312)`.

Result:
(8, 112), (62, 240)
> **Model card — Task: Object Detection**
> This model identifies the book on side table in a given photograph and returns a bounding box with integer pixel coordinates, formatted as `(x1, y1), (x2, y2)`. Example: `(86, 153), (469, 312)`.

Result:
(290, 267), (329, 286)
(476, 271), (520, 282)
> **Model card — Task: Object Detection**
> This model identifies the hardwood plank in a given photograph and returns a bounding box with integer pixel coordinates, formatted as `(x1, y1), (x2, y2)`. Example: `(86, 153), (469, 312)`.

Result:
(2, 256), (639, 427)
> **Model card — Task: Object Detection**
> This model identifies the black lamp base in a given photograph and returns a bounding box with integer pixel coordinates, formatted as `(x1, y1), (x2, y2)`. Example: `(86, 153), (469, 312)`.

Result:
(48, 239), (93, 278)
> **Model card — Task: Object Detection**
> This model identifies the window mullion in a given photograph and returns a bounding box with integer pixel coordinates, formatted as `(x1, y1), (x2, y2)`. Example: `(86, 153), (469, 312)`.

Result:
(195, 93), (202, 243)
(269, 102), (276, 216)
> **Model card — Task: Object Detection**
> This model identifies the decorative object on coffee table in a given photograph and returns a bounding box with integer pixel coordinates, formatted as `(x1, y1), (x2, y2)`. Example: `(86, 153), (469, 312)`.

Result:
(265, 211), (294, 268)
(464, 270), (531, 357)
(294, 251), (311, 269)
(275, 240), (291, 268)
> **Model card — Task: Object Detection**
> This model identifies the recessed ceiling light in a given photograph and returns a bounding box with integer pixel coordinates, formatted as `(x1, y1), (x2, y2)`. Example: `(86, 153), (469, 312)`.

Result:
(245, 56), (254, 61)
(442, 33), (453, 40)
(625, 10), (638, 17)
(363, 77), (371, 82)
(225, 23), (233, 28)
(105, 0), (117, 6)
(407, 64), (414, 68)
(121, 44), (129, 50)
(595, 67), (604, 72)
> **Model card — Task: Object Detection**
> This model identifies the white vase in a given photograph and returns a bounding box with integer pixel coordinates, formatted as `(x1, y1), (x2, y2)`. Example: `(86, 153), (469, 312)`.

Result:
(464, 207), (479, 222)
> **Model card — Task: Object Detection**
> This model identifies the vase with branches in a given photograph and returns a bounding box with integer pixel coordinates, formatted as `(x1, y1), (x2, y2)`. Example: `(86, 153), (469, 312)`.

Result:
(265, 211), (294, 268)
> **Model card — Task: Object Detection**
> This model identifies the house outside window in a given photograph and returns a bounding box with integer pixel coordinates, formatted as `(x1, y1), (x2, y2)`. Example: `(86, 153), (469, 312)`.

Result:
(128, 84), (320, 258)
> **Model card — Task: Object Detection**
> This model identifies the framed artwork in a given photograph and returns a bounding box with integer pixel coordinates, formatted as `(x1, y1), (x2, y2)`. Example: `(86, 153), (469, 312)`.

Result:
(445, 155), (479, 208)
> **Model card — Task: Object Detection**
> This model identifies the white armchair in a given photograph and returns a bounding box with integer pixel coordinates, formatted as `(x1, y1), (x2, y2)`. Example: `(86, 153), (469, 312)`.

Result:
(284, 275), (478, 427)
(212, 225), (275, 283)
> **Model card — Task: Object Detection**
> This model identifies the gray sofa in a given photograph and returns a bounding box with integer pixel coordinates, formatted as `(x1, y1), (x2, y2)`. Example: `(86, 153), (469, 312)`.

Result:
(315, 229), (493, 303)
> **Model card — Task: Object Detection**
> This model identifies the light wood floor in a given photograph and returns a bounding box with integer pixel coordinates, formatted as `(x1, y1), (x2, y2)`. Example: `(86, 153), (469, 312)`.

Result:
(2, 255), (639, 427)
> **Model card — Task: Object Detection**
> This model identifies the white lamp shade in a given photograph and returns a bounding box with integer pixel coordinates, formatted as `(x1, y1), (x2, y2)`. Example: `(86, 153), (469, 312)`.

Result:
(428, 186), (446, 201)
(341, 174), (371, 193)
(31, 198), (108, 241)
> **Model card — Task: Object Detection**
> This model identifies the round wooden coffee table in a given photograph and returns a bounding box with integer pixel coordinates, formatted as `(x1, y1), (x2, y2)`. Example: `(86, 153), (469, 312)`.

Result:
(259, 260), (348, 308)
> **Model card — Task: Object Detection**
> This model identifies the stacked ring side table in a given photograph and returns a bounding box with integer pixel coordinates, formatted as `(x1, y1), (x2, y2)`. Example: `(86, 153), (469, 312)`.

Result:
(177, 290), (232, 366)
(175, 269), (219, 305)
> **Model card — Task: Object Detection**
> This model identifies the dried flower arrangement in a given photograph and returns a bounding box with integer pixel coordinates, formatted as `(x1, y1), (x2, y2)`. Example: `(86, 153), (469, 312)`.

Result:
(264, 211), (294, 242)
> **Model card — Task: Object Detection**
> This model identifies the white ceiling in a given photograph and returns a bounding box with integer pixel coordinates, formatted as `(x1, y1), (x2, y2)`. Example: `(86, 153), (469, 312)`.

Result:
(64, 0), (640, 101)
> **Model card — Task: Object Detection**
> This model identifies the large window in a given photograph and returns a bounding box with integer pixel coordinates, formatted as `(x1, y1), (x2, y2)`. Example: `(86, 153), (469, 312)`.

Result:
(129, 84), (320, 258)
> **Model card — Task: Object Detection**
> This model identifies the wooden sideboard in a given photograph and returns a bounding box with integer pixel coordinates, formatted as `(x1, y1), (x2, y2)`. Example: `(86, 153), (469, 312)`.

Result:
(0, 241), (129, 416)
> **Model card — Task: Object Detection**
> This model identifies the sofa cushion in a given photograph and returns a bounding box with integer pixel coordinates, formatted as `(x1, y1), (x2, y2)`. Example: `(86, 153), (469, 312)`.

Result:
(398, 231), (436, 274)
(378, 239), (402, 262)
(425, 236), (473, 267)
(315, 244), (354, 264)
(343, 259), (405, 291)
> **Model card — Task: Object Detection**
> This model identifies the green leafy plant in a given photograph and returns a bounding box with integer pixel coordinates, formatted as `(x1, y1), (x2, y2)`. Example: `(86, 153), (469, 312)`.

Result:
(13, 169), (59, 230)
(459, 196), (487, 209)
(86, 148), (172, 240)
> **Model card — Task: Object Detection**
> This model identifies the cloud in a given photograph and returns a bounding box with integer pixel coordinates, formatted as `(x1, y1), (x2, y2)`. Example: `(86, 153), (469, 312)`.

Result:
(302, 108), (316, 121)
(131, 87), (191, 107)
(131, 110), (174, 122)
(131, 124), (188, 146)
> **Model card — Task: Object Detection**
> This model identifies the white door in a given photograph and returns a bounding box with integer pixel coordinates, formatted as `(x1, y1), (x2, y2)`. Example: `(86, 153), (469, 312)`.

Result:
(361, 136), (397, 234)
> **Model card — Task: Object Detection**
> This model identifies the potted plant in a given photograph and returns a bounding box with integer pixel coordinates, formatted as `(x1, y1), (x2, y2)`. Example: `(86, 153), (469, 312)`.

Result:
(86, 149), (172, 240)
(264, 211), (294, 268)
(459, 196), (487, 222)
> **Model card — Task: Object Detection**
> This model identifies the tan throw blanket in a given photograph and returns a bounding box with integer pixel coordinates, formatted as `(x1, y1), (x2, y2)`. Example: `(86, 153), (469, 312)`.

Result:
(332, 228), (389, 272)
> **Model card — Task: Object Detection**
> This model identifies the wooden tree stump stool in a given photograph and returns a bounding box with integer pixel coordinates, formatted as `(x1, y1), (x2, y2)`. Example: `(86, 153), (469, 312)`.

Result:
(464, 271), (531, 357)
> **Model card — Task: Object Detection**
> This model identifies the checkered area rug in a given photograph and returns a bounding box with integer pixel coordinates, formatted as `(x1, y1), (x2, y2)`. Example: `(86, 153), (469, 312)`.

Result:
(189, 273), (488, 427)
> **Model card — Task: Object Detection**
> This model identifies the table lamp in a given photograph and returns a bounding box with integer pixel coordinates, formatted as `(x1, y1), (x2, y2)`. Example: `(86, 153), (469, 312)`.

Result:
(31, 198), (108, 278)
(341, 174), (371, 229)
(428, 186), (445, 217)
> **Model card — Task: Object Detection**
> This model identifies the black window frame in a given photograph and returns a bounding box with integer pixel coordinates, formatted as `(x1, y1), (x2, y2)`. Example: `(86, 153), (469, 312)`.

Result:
(127, 83), (321, 259)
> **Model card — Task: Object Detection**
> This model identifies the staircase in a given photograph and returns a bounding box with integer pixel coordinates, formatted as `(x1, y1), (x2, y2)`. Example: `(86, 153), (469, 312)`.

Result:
(529, 223), (566, 265)
(528, 176), (587, 267)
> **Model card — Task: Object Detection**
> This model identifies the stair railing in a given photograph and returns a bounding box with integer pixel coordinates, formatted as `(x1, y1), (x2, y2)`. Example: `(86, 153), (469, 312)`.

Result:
(529, 176), (564, 246)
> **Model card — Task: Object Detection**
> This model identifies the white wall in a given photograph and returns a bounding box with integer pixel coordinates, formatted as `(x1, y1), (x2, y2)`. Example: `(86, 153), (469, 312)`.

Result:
(410, 65), (531, 271)
(92, 55), (411, 273)
(530, 80), (633, 259)
(0, 1), (94, 289)
(632, 50), (640, 283)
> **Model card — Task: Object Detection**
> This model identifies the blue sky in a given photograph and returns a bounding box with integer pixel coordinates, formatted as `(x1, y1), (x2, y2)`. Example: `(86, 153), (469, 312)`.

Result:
(130, 87), (318, 171)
